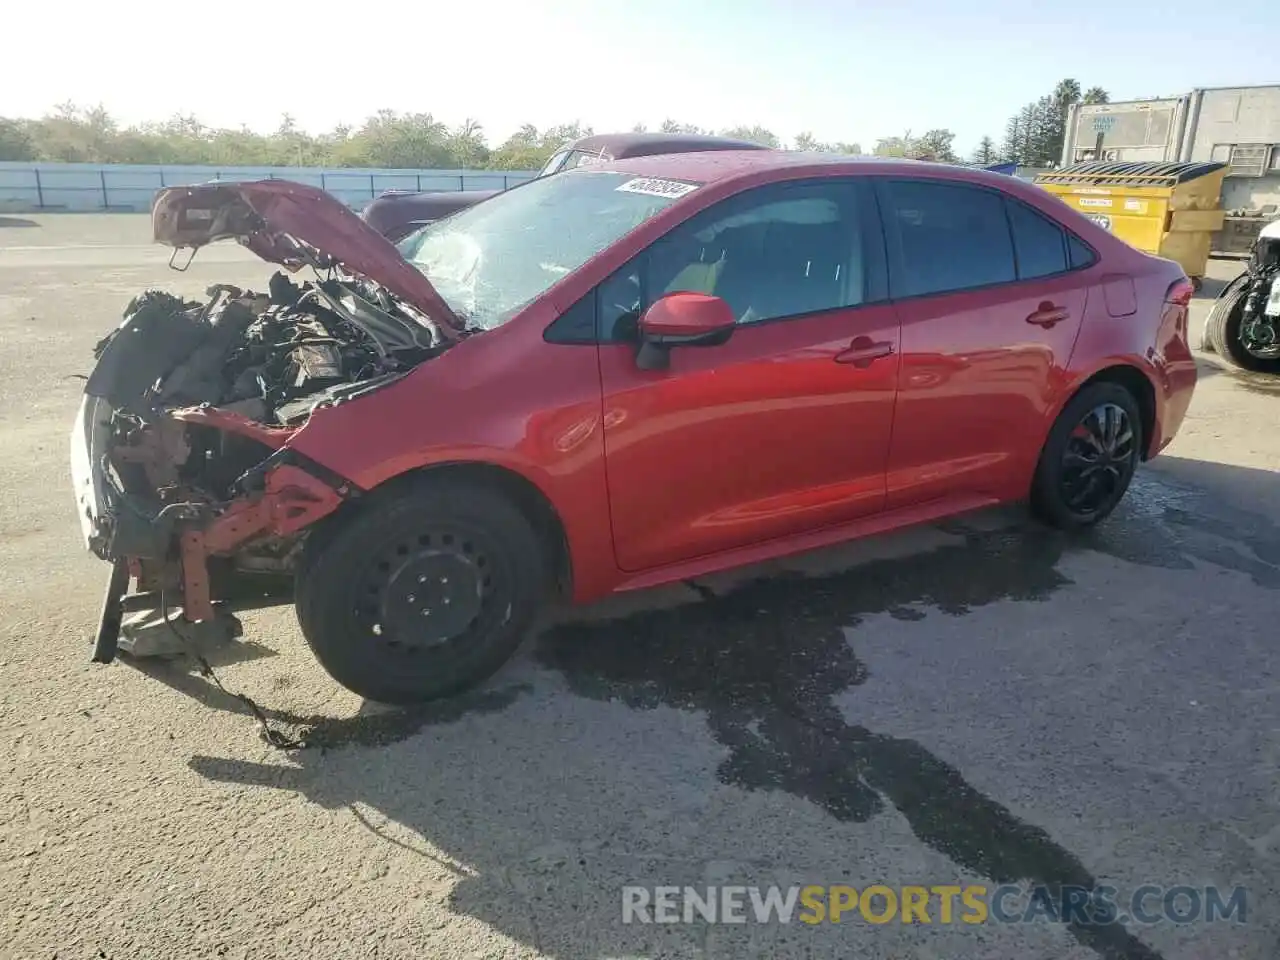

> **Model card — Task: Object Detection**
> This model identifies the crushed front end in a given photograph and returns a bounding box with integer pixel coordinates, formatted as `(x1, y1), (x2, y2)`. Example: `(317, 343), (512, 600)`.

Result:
(71, 275), (446, 661)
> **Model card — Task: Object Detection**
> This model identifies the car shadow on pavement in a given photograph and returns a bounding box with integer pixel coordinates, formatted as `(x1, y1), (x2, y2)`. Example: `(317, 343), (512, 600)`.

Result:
(0, 216), (39, 228)
(184, 460), (1280, 960)
(1193, 353), (1280, 395)
(124, 637), (279, 708)
(1227, 369), (1280, 396)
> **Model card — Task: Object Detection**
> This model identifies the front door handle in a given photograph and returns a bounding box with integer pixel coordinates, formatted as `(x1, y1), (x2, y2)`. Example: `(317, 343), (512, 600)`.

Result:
(1026, 302), (1070, 328)
(835, 336), (895, 367)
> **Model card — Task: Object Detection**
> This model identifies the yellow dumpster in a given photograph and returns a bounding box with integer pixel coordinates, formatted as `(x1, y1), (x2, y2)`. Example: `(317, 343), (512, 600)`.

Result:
(1034, 160), (1228, 289)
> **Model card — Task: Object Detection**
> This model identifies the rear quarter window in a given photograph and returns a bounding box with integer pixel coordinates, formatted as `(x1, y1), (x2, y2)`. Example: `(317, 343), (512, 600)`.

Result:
(1005, 198), (1068, 279)
(1068, 234), (1097, 269)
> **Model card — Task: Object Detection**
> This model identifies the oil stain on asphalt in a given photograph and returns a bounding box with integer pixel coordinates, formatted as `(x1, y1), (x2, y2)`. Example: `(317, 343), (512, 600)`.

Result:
(537, 524), (1167, 960)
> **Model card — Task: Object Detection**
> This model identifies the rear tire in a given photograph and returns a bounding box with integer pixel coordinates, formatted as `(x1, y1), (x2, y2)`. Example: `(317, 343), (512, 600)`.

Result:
(295, 476), (548, 704)
(1030, 382), (1143, 531)
(1205, 282), (1280, 373)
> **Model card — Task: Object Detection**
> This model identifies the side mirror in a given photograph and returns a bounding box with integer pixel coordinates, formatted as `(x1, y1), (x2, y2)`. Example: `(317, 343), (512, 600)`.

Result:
(635, 292), (735, 371)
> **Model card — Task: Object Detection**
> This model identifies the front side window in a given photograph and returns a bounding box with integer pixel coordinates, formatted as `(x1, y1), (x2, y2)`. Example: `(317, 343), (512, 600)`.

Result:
(597, 180), (872, 342)
(397, 169), (698, 331)
(880, 179), (1016, 297)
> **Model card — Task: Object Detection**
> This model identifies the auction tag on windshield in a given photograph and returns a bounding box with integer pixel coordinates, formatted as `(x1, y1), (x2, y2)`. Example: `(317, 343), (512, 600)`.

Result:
(616, 177), (699, 199)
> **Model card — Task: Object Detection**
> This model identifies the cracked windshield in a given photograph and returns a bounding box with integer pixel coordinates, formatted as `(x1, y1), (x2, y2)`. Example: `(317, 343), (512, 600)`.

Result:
(398, 170), (691, 330)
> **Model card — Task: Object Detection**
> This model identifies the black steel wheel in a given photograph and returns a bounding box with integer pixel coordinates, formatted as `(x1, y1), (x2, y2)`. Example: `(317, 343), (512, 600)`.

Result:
(1031, 382), (1143, 530)
(295, 475), (549, 704)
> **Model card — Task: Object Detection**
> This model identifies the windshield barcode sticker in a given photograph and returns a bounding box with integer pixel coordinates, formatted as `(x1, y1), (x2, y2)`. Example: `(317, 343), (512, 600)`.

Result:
(616, 177), (699, 199)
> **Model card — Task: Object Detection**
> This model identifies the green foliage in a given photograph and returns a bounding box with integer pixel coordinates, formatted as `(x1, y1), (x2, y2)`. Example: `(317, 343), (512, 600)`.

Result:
(0, 95), (1112, 173)
(971, 135), (997, 165)
(720, 125), (783, 149)
(992, 78), (1111, 167)
(873, 132), (914, 157)
(487, 122), (593, 171)
(872, 129), (957, 162)
(793, 132), (863, 154)
(0, 118), (34, 161)
(659, 119), (711, 135)
(913, 129), (957, 162)
(0, 104), (873, 170)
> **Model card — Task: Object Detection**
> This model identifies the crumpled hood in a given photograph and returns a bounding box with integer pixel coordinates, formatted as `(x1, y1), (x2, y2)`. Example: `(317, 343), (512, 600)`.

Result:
(151, 179), (462, 339)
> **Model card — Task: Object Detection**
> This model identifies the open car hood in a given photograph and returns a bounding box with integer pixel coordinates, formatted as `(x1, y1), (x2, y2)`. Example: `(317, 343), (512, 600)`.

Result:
(151, 179), (463, 339)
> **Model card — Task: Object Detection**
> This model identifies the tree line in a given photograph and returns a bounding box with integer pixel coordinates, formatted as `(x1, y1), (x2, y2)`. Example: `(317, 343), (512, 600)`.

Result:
(0, 107), (860, 170)
(0, 81), (1108, 171)
(877, 80), (1111, 166)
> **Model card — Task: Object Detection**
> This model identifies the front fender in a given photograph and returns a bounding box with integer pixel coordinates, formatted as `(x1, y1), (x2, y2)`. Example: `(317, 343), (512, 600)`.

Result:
(281, 326), (621, 602)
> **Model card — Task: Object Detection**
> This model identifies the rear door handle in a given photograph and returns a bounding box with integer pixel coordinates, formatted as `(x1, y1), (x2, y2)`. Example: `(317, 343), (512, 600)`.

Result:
(835, 336), (895, 367)
(1026, 302), (1070, 328)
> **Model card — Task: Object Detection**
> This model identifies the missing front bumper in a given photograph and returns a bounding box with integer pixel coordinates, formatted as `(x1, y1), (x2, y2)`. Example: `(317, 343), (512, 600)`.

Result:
(72, 395), (351, 663)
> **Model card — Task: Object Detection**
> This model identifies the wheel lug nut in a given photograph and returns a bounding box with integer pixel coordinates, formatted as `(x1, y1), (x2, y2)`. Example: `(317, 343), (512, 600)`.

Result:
(418, 575), (427, 583)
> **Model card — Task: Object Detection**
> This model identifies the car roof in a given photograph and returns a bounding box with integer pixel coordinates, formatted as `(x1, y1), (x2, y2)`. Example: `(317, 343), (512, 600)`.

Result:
(587, 149), (1068, 207)
(569, 131), (771, 157)
(589, 149), (931, 182)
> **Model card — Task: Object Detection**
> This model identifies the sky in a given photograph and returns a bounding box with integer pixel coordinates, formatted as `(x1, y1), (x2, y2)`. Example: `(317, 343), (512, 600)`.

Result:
(3, 0), (1276, 156)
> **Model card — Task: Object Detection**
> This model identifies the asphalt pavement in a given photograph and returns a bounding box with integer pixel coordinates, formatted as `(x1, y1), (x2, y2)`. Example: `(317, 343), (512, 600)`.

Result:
(1, 213), (1277, 960)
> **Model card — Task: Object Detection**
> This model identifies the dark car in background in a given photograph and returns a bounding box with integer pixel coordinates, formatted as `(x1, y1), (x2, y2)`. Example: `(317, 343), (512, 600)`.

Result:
(360, 131), (771, 242)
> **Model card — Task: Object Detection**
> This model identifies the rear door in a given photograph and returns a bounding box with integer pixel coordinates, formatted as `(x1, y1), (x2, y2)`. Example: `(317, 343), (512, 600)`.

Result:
(873, 177), (1095, 508)
(594, 177), (900, 573)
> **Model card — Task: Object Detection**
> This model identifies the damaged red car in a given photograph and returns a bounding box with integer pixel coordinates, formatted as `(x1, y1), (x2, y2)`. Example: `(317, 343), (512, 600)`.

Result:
(71, 152), (1197, 704)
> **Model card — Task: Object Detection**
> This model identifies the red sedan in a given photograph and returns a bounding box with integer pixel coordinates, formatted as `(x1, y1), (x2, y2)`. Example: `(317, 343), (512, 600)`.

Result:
(71, 152), (1197, 704)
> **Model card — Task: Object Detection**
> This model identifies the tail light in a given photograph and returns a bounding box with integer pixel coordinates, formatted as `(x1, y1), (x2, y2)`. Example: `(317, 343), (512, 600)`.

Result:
(1165, 277), (1195, 307)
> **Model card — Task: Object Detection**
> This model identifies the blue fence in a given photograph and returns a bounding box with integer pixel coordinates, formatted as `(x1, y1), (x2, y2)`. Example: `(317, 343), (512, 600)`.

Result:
(0, 162), (541, 212)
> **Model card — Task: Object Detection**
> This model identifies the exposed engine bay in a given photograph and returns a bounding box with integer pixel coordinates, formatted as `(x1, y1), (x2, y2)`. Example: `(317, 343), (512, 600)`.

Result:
(92, 270), (447, 428)
(76, 270), (452, 620)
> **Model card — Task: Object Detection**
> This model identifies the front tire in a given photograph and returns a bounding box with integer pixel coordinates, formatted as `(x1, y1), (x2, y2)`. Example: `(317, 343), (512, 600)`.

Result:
(1205, 281), (1280, 373)
(295, 476), (548, 704)
(1031, 382), (1143, 531)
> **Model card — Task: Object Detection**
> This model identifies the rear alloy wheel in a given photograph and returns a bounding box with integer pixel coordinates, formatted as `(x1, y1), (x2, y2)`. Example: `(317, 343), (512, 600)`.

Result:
(1031, 382), (1143, 531)
(295, 477), (548, 704)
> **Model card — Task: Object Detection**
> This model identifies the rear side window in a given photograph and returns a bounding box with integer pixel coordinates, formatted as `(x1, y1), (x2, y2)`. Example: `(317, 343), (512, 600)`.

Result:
(880, 179), (1016, 297)
(1006, 199), (1068, 279)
